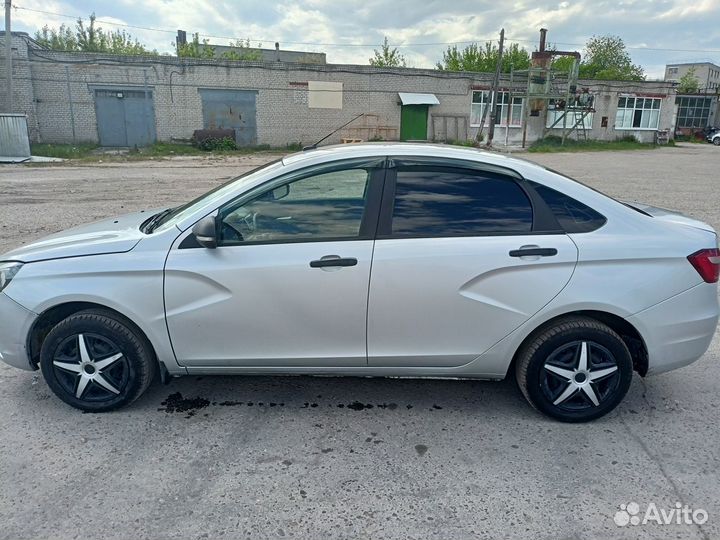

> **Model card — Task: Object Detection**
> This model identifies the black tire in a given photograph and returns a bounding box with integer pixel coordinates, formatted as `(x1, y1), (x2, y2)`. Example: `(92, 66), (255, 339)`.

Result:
(515, 316), (633, 422)
(713, 138), (720, 146)
(39, 309), (156, 412)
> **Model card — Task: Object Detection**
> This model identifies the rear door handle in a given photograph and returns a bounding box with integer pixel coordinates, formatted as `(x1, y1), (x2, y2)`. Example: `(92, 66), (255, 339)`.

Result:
(509, 247), (558, 257)
(310, 256), (358, 268)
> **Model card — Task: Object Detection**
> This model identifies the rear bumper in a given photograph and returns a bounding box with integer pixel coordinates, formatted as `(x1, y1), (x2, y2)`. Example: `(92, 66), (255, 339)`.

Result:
(628, 283), (719, 375)
(0, 292), (37, 371)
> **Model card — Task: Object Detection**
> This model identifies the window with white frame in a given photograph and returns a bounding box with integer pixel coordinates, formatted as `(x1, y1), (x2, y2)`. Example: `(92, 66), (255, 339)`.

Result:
(615, 97), (661, 130)
(471, 91), (523, 127)
(546, 100), (594, 129)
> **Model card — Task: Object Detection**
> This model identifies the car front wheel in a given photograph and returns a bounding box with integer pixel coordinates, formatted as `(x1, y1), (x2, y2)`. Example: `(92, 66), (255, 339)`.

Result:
(515, 317), (633, 422)
(40, 309), (155, 412)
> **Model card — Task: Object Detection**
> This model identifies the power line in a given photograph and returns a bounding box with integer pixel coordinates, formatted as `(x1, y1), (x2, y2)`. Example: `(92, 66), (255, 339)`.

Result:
(14, 5), (177, 34)
(13, 3), (720, 54)
(12, 5), (497, 47)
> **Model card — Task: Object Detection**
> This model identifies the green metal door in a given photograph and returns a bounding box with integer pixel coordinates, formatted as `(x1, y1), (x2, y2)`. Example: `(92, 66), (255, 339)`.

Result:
(400, 105), (428, 141)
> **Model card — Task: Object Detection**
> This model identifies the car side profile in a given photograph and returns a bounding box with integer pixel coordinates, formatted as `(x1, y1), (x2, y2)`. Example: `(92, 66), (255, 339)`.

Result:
(0, 143), (718, 422)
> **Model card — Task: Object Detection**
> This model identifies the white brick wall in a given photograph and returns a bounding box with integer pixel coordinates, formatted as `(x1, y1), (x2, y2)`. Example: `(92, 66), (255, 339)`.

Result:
(7, 37), (678, 147)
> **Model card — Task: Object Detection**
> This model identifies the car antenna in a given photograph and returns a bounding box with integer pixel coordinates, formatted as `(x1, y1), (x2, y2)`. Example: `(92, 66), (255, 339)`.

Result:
(303, 113), (365, 151)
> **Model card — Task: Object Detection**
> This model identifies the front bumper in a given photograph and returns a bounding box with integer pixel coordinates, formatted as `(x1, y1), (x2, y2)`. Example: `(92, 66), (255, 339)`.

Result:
(628, 283), (719, 375)
(0, 292), (37, 370)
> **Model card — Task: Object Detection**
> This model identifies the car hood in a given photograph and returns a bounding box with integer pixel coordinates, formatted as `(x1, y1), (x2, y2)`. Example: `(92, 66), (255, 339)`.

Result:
(623, 201), (716, 233)
(1, 209), (158, 263)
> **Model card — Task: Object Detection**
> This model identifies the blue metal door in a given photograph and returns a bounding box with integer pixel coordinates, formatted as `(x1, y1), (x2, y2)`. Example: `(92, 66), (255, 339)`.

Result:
(199, 89), (258, 146)
(95, 89), (156, 147)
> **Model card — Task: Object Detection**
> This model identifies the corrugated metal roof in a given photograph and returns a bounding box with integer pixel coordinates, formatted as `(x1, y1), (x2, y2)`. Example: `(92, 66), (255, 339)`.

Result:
(0, 114), (31, 162)
(398, 92), (440, 105)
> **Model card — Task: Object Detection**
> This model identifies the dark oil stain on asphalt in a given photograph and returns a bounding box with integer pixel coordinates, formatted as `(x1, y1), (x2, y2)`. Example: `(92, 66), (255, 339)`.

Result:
(415, 444), (429, 456)
(159, 393), (446, 417)
(158, 392), (210, 418)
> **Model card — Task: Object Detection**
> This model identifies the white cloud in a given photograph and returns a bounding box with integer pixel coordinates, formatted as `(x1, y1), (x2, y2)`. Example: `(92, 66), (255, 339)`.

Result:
(9, 0), (720, 71)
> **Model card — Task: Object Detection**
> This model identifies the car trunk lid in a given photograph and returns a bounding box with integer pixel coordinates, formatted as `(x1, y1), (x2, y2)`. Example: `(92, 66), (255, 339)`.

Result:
(623, 201), (716, 233)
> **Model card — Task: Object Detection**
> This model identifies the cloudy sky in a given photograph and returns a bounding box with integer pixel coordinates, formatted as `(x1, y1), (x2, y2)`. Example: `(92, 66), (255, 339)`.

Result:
(10, 0), (720, 78)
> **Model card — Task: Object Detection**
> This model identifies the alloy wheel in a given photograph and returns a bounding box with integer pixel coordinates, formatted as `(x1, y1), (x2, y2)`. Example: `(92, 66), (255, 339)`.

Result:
(52, 333), (129, 402)
(540, 340), (621, 411)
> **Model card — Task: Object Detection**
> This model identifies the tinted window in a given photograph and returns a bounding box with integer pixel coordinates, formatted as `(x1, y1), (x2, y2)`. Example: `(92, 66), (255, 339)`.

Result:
(390, 168), (533, 236)
(219, 168), (370, 244)
(529, 181), (606, 233)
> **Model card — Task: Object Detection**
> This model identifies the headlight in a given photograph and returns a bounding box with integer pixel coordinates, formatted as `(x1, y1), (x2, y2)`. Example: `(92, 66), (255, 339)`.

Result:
(0, 262), (23, 292)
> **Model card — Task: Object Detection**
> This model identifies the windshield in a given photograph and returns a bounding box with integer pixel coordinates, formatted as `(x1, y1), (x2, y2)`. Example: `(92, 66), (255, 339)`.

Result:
(146, 159), (284, 233)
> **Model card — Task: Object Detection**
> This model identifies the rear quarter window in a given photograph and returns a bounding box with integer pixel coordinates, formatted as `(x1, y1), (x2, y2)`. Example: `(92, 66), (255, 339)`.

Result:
(529, 181), (607, 233)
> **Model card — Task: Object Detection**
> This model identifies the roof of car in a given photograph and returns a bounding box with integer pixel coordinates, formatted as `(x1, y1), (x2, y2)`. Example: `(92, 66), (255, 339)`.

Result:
(281, 142), (545, 175)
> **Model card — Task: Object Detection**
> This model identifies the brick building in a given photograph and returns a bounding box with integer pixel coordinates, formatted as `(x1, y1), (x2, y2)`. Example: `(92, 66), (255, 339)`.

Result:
(1, 32), (679, 148)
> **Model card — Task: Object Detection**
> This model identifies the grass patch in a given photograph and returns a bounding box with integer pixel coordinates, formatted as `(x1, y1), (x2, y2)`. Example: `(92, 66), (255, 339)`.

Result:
(528, 135), (665, 153)
(28, 141), (301, 163)
(30, 143), (98, 159)
(445, 139), (478, 148)
(674, 135), (706, 144)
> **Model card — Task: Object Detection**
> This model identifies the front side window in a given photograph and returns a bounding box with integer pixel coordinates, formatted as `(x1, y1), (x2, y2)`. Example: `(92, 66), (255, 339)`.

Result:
(615, 97), (661, 130)
(390, 167), (533, 237)
(471, 91), (523, 127)
(219, 167), (371, 245)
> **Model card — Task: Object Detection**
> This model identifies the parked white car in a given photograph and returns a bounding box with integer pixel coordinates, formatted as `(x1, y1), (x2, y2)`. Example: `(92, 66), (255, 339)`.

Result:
(0, 143), (718, 421)
(707, 129), (720, 145)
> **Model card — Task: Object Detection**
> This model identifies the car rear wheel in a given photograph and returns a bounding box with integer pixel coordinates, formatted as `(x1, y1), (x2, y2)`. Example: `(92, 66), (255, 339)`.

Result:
(40, 310), (155, 412)
(515, 317), (633, 422)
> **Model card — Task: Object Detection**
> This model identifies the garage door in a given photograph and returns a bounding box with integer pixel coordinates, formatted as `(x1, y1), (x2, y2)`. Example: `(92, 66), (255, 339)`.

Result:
(199, 89), (258, 146)
(95, 89), (156, 147)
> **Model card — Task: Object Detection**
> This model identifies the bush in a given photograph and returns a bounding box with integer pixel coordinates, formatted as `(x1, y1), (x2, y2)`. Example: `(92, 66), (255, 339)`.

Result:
(194, 136), (237, 151)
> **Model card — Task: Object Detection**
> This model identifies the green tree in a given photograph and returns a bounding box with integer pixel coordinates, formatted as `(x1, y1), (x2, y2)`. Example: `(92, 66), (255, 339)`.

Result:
(177, 33), (216, 58)
(436, 41), (530, 73)
(678, 67), (701, 93)
(369, 37), (406, 67)
(219, 39), (262, 61)
(35, 13), (156, 55)
(578, 35), (644, 80)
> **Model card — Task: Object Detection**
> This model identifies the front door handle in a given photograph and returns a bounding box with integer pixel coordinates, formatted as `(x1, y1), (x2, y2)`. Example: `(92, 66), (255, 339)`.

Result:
(509, 247), (558, 257)
(310, 255), (358, 268)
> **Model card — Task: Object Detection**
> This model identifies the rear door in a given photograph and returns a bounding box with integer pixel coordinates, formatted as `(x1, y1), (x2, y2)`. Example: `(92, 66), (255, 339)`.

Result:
(367, 158), (578, 368)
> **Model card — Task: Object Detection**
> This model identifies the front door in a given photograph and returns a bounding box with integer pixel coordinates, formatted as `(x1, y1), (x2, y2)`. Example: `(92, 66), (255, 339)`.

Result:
(400, 105), (429, 140)
(368, 161), (578, 368)
(164, 159), (384, 367)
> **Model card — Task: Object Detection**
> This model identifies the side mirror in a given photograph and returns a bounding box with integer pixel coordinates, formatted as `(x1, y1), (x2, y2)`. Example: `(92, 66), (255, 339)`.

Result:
(192, 215), (218, 249)
(271, 184), (290, 200)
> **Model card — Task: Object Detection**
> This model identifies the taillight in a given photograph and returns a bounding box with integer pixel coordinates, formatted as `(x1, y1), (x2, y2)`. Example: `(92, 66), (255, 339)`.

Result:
(687, 248), (720, 283)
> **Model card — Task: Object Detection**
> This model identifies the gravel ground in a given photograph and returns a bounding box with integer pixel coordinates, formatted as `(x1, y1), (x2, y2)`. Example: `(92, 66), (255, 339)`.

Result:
(0, 143), (719, 540)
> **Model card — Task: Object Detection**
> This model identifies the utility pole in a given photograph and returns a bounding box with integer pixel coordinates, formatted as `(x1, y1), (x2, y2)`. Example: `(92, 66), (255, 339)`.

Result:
(4, 0), (11, 113)
(486, 28), (505, 147)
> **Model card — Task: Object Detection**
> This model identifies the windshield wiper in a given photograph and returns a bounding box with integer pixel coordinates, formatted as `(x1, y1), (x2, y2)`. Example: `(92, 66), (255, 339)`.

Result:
(143, 208), (175, 233)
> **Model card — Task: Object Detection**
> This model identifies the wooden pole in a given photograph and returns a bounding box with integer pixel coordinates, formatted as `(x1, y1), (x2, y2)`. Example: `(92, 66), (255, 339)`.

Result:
(504, 67), (513, 147)
(4, 0), (11, 113)
(486, 28), (505, 147)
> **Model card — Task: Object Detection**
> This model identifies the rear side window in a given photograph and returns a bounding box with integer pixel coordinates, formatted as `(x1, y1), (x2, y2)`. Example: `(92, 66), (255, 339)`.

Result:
(390, 167), (533, 236)
(529, 181), (606, 233)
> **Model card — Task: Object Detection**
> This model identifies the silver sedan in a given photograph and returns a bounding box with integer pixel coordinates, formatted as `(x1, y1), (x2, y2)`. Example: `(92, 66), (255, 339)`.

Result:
(0, 143), (718, 422)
